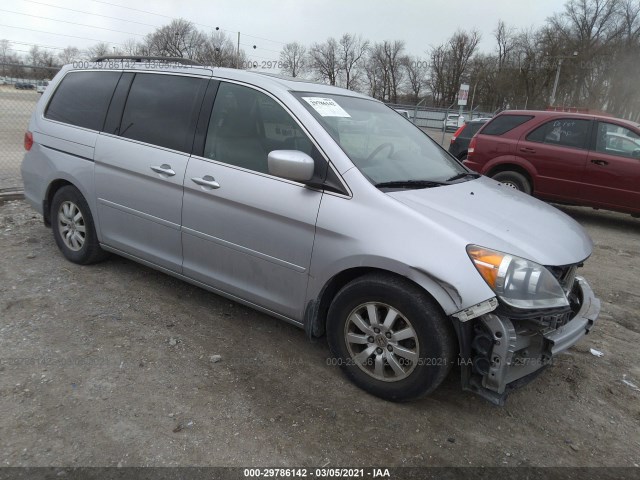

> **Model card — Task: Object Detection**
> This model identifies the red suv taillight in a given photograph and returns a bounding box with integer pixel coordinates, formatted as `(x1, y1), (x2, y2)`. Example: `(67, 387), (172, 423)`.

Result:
(451, 124), (465, 144)
(24, 131), (33, 151)
(467, 136), (477, 159)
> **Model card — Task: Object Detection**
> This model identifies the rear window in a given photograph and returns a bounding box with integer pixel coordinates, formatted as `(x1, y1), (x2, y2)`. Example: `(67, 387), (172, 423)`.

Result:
(481, 115), (533, 136)
(45, 71), (121, 130)
(460, 122), (485, 138)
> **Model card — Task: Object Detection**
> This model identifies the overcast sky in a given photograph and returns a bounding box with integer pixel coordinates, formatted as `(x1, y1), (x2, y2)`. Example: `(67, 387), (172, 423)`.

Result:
(2, 0), (566, 63)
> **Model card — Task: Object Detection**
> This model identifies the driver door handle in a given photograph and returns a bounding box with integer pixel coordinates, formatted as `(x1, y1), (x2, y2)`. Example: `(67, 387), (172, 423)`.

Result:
(191, 175), (220, 189)
(150, 164), (176, 176)
(591, 159), (609, 166)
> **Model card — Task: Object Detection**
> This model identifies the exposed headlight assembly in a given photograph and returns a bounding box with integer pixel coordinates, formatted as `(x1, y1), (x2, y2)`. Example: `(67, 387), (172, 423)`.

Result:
(467, 245), (569, 310)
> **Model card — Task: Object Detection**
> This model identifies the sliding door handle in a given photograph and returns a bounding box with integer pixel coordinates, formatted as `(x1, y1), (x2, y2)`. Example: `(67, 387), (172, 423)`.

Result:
(191, 175), (220, 189)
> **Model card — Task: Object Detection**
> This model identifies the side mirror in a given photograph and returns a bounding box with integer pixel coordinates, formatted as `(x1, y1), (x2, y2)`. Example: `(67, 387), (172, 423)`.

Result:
(268, 150), (315, 182)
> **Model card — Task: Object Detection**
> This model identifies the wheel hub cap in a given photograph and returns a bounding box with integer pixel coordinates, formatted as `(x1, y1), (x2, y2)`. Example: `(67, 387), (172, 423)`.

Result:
(57, 201), (86, 252)
(344, 302), (420, 382)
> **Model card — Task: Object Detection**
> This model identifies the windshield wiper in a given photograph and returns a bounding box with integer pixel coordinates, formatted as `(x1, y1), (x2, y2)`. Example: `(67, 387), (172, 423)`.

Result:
(446, 172), (480, 182)
(374, 180), (447, 190)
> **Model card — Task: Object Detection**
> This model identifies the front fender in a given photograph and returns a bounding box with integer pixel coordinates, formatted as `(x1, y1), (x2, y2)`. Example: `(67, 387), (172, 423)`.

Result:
(307, 254), (466, 316)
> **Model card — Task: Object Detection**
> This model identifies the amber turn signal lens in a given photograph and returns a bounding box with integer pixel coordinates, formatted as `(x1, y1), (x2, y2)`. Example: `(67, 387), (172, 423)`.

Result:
(467, 246), (505, 290)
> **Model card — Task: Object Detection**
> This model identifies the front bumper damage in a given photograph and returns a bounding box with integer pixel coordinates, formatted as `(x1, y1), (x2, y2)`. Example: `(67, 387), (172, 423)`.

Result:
(455, 277), (600, 405)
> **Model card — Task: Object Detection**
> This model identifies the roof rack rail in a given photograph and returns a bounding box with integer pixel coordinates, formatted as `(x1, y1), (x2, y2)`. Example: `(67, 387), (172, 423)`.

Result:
(91, 56), (201, 66)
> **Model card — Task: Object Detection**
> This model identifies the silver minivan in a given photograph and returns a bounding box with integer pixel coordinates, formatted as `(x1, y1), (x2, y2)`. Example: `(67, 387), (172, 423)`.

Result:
(21, 58), (600, 404)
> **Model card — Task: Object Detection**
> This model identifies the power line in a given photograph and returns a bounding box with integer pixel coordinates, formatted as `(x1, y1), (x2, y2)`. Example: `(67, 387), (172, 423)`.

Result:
(0, 24), (124, 45)
(0, 9), (146, 36)
(20, 0), (160, 28)
(86, 0), (287, 46)
(5, 39), (66, 50)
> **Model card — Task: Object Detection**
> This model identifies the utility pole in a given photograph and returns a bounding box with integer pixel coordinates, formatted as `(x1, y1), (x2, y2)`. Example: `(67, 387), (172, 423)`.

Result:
(549, 51), (578, 107)
(236, 32), (240, 69)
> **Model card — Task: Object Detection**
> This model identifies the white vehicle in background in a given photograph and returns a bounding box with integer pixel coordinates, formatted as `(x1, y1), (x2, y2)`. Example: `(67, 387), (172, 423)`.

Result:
(395, 109), (411, 120)
(36, 80), (50, 94)
(443, 113), (465, 131)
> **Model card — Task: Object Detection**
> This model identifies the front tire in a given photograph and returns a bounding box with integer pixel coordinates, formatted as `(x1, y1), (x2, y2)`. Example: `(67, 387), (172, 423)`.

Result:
(51, 185), (107, 264)
(327, 273), (456, 401)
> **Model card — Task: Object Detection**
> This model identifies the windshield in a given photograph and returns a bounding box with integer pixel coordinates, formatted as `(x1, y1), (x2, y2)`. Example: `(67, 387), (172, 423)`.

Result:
(293, 92), (467, 185)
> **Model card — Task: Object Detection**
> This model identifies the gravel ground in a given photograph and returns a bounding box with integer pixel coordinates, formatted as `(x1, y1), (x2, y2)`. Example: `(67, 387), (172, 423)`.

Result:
(0, 198), (639, 469)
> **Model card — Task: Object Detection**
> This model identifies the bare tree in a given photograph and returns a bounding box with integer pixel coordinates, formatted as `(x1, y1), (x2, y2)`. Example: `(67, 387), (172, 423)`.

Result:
(402, 56), (428, 102)
(279, 42), (306, 77)
(337, 33), (369, 90)
(0, 39), (11, 77)
(428, 30), (481, 106)
(58, 46), (80, 64)
(200, 31), (241, 67)
(550, 0), (624, 105)
(494, 20), (515, 69)
(145, 19), (206, 59)
(28, 45), (41, 66)
(86, 42), (111, 59)
(309, 38), (341, 85)
(122, 38), (141, 56)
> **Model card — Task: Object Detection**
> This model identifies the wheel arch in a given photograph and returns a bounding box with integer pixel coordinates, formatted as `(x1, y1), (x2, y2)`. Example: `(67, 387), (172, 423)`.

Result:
(304, 265), (460, 340)
(43, 179), (74, 227)
(486, 160), (536, 192)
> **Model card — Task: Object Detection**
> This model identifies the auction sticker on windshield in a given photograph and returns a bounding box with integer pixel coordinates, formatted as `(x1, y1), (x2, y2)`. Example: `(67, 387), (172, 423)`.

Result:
(302, 97), (351, 117)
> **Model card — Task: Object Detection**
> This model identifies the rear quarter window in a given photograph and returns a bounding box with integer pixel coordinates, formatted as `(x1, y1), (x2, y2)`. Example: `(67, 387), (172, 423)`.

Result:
(45, 71), (121, 131)
(481, 115), (533, 136)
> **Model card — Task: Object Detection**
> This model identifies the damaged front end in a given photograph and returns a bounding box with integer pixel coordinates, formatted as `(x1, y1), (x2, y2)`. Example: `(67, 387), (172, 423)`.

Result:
(454, 250), (600, 405)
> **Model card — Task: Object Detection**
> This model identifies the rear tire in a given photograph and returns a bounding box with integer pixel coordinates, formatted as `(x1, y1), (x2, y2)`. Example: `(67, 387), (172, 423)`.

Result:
(51, 185), (108, 265)
(492, 171), (532, 194)
(326, 273), (456, 401)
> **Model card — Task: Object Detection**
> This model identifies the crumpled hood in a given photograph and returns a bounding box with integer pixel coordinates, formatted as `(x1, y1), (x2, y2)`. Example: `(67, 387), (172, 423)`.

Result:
(387, 176), (593, 266)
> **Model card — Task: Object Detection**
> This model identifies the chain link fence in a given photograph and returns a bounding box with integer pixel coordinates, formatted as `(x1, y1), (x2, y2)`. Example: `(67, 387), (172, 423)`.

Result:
(0, 64), (59, 192)
(387, 103), (495, 130)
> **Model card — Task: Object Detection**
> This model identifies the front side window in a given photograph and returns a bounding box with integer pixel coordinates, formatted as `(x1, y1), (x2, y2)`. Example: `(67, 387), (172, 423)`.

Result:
(204, 82), (325, 178)
(526, 118), (591, 149)
(119, 73), (207, 153)
(595, 122), (640, 159)
(45, 71), (120, 130)
(293, 93), (466, 186)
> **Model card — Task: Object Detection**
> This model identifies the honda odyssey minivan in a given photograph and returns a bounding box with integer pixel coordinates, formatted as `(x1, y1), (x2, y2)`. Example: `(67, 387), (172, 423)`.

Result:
(21, 57), (600, 405)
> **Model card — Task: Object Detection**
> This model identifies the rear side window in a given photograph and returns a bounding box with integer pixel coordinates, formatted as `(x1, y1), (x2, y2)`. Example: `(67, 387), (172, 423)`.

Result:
(45, 71), (120, 130)
(526, 119), (592, 149)
(119, 74), (207, 153)
(481, 115), (533, 136)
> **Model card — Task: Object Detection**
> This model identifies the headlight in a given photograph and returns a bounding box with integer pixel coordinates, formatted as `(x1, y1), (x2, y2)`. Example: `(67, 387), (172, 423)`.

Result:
(467, 245), (569, 310)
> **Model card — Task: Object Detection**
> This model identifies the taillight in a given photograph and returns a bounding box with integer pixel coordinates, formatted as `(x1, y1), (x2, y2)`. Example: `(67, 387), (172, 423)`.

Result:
(24, 131), (33, 151)
(451, 125), (465, 143)
(467, 136), (477, 158)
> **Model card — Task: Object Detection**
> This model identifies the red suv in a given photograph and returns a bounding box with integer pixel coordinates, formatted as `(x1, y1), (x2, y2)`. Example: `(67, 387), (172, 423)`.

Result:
(464, 110), (640, 216)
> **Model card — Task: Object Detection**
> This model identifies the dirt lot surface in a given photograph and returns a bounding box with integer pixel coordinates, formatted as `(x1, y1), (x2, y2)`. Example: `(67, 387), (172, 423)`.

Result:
(0, 198), (639, 468)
